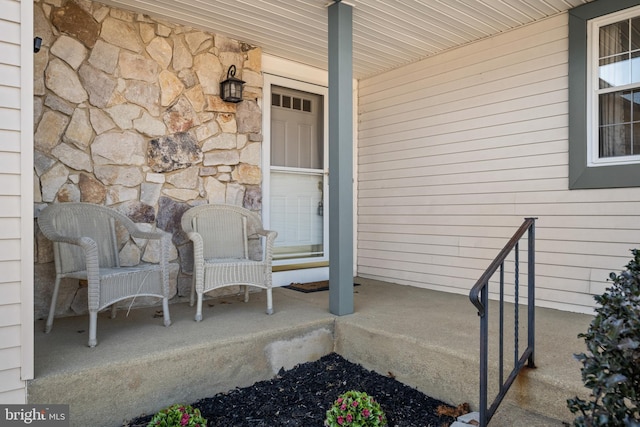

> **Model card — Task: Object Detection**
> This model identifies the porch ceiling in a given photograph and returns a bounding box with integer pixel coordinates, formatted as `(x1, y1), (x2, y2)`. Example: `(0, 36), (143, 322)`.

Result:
(96, 0), (594, 79)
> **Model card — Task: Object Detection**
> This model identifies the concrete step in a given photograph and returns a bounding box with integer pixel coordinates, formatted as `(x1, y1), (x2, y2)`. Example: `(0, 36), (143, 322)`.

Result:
(451, 405), (567, 427)
(332, 279), (592, 424)
(28, 279), (592, 426)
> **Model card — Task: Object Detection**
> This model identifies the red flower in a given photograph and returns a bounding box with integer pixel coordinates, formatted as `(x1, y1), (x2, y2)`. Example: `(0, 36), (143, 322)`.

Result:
(362, 409), (370, 417)
(346, 414), (353, 422)
(337, 415), (344, 425)
(352, 400), (359, 407)
(181, 413), (190, 426)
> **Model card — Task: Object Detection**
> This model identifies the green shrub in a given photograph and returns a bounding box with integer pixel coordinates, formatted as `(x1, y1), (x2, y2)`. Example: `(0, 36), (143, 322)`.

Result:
(147, 403), (207, 427)
(325, 390), (387, 427)
(567, 249), (640, 426)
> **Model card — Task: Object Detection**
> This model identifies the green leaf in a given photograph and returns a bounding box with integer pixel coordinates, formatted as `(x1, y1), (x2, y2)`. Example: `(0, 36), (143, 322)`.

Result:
(617, 338), (640, 350)
(604, 374), (627, 388)
(567, 249), (640, 426)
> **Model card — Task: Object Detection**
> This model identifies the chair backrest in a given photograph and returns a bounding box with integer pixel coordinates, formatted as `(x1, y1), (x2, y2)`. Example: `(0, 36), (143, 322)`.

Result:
(38, 203), (122, 274)
(183, 204), (265, 260)
(193, 208), (248, 259)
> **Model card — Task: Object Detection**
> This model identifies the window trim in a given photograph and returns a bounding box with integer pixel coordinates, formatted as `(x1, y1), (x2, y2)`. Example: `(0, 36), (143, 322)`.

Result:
(568, 0), (640, 189)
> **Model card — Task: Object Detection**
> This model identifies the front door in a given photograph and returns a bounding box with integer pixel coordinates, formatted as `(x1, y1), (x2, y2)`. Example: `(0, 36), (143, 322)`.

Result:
(267, 84), (328, 268)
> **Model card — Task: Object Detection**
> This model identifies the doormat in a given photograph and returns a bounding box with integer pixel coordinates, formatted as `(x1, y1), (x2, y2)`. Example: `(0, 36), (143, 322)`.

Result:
(284, 280), (360, 293)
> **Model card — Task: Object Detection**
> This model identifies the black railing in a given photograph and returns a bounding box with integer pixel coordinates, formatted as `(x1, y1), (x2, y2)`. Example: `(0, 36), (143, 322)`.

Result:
(469, 217), (536, 427)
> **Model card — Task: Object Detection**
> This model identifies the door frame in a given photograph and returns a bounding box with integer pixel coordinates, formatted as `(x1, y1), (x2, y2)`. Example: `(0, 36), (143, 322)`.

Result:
(262, 73), (330, 286)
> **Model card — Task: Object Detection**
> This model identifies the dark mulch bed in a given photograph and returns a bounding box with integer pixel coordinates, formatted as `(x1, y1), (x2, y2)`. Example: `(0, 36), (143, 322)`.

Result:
(125, 353), (463, 427)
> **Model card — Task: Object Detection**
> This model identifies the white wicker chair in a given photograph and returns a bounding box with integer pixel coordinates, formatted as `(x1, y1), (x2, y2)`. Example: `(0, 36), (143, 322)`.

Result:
(181, 204), (277, 321)
(38, 202), (172, 347)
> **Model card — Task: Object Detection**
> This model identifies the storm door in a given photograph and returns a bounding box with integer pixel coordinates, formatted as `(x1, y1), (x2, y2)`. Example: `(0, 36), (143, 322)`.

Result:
(269, 85), (327, 265)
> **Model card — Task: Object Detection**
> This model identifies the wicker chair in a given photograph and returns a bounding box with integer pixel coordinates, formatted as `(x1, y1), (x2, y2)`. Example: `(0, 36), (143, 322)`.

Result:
(181, 204), (277, 321)
(37, 202), (172, 347)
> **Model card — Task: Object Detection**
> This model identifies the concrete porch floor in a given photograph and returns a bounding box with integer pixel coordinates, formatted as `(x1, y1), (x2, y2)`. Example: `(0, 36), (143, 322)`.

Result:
(28, 278), (593, 426)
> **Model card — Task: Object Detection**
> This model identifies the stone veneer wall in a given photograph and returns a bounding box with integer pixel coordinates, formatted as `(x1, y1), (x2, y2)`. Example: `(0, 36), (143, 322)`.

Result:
(33, 0), (264, 320)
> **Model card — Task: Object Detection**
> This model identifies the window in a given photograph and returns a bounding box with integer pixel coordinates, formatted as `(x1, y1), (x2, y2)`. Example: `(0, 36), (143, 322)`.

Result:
(590, 9), (640, 164)
(569, 0), (640, 189)
(271, 92), (314, 113)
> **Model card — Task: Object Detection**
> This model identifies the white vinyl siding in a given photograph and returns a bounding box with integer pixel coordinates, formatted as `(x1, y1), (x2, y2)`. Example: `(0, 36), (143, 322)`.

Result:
(357, 13), (640, 314)
(0, 0), (32, 403)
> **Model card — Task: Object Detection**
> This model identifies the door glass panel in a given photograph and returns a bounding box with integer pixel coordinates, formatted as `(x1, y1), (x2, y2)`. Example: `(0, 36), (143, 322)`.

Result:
(271, 171), (323, 260)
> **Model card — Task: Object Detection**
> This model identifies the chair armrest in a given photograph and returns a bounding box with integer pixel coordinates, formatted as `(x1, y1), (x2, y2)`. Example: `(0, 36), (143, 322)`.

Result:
(185, 231), (204, 250)
(122, 223), (171, 287)
(252, 229), (278, 263)
(253, 229), (278, 242)
(40, 231), (102, 310)
(185, 230), (205, 293)
(37, 220), (101, 263)
(37, 212), (90, 247)
(185, 231), (205, 265)
(116, 214), (166, 242)
(128, 227), (165, 241)
(38, 228), (87, 247)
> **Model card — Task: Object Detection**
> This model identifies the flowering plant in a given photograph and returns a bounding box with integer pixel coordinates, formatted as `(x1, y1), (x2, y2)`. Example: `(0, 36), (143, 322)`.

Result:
(325, 390), (387, 426)
(147, 403), (207, 427)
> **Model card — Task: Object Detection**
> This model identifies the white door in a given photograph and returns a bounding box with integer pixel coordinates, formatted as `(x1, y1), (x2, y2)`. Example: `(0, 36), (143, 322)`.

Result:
(268, 85), (328, 266)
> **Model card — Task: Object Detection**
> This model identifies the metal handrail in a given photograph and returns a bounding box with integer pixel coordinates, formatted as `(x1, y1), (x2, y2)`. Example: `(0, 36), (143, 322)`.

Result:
(469, 217), (536, 427)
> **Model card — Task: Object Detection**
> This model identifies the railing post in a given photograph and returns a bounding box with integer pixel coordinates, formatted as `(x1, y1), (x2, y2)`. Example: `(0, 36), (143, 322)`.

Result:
(479, 282), (488, 427)
(527, 218), (536, 368)
(514, 242), (519, 366)
(499, 263), (504, 388)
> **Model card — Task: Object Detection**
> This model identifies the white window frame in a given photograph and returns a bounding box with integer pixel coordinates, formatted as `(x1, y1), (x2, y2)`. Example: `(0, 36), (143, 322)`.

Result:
(587, 5), (640, 167)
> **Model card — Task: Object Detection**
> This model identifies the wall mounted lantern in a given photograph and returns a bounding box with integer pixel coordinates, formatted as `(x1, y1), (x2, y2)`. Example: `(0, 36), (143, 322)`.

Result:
(220, 65), (245, 103)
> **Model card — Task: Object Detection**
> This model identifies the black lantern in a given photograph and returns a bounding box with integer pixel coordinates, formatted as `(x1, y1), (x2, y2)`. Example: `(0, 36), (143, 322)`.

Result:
(220, 65), (245, 103)
(34, 37), (42, 53)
